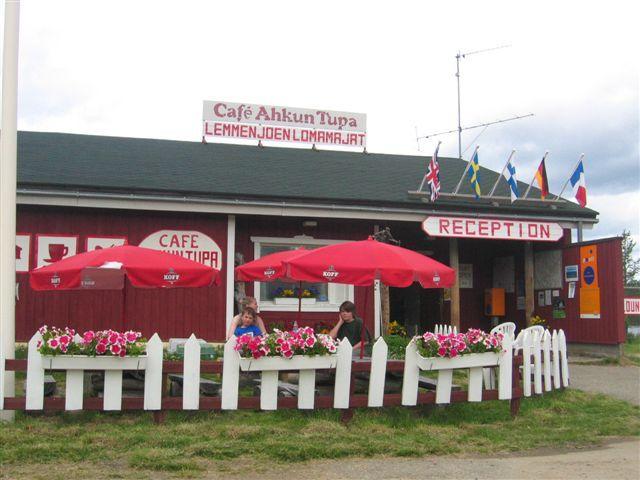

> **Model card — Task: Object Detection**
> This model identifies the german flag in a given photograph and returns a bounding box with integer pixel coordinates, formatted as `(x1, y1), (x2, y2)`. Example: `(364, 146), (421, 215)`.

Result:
(534, 157), (549, 199)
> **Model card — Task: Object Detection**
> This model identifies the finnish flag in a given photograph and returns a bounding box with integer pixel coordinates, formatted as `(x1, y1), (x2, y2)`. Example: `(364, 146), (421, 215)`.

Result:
(502, 158), (520, 203)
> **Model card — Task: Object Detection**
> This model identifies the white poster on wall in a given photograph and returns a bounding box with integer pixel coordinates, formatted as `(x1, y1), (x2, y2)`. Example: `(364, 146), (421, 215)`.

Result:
(16, 234), (31, 272)
(459, 263), (473, 288)
(534, 250), (562, 290)
(86, 236), (128, 251)
(139, 230), (223, 270)
(493, 256), (515, 293)
(36, 235), (78, 269)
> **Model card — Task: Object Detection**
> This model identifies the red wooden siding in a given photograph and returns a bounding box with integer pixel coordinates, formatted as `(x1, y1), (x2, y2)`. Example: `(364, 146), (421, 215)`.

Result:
(15, 205), (623, 346)
(16, 206), (228, 342)
(534, 237), (625, 344)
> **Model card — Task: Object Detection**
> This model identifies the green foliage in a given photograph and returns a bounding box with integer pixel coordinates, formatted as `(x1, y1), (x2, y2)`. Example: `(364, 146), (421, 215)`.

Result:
(0, 390), (638, 478)
(383, 335), (411, 359)
(622, 229), (640, 286)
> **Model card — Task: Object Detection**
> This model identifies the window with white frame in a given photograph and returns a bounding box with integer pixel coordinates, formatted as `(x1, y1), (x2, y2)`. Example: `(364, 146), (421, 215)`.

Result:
(251, 235), (354, 312)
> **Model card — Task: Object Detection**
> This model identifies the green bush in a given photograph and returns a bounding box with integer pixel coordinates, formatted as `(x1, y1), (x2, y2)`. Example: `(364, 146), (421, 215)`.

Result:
(383, 334), (411, 359)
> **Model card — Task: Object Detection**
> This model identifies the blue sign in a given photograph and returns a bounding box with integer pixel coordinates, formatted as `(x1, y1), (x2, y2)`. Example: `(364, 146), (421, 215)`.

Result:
(583, 266), (595, 285)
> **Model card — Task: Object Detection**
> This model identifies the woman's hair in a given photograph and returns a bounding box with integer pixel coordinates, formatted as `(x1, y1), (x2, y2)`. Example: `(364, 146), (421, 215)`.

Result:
(339, 301), (356, 314)
(240, 296), (257, 309)
(240, 307), (257, 322)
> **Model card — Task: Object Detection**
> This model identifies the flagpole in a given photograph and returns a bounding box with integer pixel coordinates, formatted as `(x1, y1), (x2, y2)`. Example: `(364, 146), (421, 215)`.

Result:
(554, 153), (585, 202)
(488, 149), (516, 198)
(523, 151), (549, 199)
(452, 146), (479, 195)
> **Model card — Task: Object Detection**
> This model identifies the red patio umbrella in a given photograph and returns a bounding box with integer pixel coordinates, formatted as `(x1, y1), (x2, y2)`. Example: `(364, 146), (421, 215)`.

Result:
(235, 247), (309, 283)
(30, 245), (220, 291)
(283, 237), (455, 288)
(282, 237), (456, 357)
(235, 248), (311, 327)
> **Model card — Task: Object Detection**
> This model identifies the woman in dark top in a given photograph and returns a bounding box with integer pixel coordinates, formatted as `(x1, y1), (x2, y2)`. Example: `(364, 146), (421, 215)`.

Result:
(329, 301), (371, 351)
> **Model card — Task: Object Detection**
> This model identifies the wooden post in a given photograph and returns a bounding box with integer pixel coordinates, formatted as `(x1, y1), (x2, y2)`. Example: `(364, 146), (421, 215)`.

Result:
(449, 238), (460, 330)
(381, 284), (390, 336)
(524, 241), (534, 327)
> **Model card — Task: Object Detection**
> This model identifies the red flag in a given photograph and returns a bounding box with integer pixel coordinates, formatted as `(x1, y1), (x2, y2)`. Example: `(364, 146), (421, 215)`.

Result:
(534, 157), (549, 199)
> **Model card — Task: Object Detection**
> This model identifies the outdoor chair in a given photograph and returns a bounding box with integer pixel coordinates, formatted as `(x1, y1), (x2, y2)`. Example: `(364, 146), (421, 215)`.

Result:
(483, 322), (517, 389)
(513, 325), (545, 354)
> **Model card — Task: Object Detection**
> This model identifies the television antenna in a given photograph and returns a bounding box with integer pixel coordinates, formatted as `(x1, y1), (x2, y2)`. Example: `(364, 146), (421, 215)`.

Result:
(417, 44), (534, 157)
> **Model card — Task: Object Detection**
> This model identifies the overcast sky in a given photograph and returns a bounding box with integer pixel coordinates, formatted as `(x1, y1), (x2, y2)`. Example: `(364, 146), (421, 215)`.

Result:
(2, 0), (639, 252)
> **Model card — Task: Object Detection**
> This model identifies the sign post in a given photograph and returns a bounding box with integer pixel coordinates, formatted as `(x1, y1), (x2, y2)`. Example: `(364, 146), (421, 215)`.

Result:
(0, 0), (21, 422)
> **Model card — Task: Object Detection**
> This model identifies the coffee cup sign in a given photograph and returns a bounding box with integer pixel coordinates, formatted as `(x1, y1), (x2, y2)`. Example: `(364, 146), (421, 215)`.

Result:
(36, 235), (78, 269)
(48, 244), (68, 262)
(139, 230), (223, 270)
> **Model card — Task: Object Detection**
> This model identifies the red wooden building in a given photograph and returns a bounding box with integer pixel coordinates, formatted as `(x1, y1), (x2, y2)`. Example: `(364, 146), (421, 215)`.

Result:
(15, 131), (625, 353)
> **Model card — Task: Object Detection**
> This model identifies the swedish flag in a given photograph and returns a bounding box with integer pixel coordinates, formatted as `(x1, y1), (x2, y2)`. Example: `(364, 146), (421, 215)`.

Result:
(467, 150), (481, 198)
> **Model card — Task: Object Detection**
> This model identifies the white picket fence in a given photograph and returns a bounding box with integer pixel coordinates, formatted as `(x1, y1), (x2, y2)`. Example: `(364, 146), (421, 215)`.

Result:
(433, 324), (458, 335)
(1, 328), (570, 413)
(517, 328), (570, 396)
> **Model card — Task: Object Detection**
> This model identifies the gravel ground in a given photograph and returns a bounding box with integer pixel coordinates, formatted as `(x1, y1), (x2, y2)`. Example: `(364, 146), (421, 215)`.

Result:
(213, 439), (640, 480)
(568, 363), (640, 405)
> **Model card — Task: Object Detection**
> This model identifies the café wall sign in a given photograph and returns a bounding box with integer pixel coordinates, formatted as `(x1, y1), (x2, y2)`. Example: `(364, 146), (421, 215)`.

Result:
(139, 230), (222, 270)
(422, 216), (563, 242)
(202, 100), (367, 148)
(35, 234), (79, 269)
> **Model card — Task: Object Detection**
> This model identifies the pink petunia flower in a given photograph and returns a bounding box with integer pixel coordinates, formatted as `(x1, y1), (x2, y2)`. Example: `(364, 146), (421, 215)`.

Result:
(96, 343), (107, 354)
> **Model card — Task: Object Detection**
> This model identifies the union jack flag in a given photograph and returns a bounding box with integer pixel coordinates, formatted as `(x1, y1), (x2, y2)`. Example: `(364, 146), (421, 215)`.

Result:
(426, 142), (441, 202)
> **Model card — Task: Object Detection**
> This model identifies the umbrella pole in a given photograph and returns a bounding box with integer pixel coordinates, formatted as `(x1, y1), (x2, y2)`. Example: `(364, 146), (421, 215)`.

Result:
(296, 281), (302, 329)
(360, 285), (369, 359)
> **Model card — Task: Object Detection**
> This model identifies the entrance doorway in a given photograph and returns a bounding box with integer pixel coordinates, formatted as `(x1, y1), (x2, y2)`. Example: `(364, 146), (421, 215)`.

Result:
(389, 285), (443, 336)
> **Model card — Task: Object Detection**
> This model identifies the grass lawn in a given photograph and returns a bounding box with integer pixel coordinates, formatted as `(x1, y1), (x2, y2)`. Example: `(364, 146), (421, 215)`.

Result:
(623, 335), (640, 365)
(1, 389), (638, 479)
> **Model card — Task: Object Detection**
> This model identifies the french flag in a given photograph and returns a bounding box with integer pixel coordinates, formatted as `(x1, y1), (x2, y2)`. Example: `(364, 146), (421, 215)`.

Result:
(570, 160), (587, 207)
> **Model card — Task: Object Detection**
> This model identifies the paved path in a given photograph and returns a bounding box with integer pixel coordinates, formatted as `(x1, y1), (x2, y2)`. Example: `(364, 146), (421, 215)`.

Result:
(213, 439), (640, 480)
(569, 363), (640, 405)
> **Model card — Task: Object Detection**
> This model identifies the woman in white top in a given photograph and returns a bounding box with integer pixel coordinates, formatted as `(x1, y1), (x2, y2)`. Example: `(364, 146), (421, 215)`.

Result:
(226, 296), (267, 339)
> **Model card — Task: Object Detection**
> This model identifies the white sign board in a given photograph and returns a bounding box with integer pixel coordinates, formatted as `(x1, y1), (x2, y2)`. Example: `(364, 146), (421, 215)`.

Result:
(139, 230), (223, 270)
(459, 264), (473, 289)
(203, 101), (366, 148)
(534, 250), (563, 290)
(493, 256), (515, 293)
(624, 298), (640, 315)
(35, 234), (78, 269)
(16, 234), (31, 272)
(86, 236), (128, 251)
(422, 216), (564, 242)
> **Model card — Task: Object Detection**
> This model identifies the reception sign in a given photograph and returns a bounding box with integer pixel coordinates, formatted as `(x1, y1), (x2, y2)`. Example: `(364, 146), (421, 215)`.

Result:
(579, 244), (600, 319)
(422, 216), (563, 242)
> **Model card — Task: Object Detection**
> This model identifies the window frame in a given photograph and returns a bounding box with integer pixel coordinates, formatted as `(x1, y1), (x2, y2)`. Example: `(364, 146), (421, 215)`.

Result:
(251, 235), (354, 312)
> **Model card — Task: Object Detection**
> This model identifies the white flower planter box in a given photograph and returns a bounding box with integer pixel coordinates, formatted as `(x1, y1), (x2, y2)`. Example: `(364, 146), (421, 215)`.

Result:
(41, 355), (147, 370)
(415, 351), (500, 371)
(239, 354), (337, 372)
(273, 297), (316, 306)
